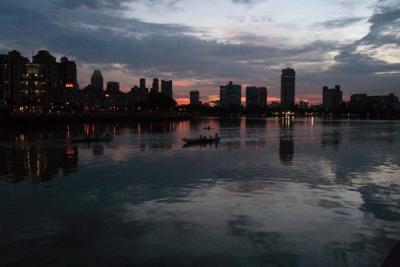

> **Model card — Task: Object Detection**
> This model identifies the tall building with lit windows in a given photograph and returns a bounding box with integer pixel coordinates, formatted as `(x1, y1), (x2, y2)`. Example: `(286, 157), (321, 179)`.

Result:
(32, 50), (59, 103)
(19, 64), (48, 112)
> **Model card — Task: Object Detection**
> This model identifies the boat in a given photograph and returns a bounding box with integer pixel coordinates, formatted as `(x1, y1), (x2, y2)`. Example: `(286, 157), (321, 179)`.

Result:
(70, 135), (113, 144)
(182, 137), (220, 145)
(203, 126), (214, 130)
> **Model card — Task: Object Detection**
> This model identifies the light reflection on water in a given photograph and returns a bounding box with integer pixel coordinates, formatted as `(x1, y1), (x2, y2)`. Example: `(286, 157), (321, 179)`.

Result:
(0, 118), (399, 266)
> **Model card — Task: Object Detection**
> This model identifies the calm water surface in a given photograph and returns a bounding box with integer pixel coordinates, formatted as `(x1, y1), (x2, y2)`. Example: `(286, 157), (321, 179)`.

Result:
(0, 118), (399, 267)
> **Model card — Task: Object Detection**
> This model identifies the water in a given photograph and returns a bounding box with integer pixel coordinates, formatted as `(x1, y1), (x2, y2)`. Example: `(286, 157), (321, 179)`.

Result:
(0, 118), (399, 267)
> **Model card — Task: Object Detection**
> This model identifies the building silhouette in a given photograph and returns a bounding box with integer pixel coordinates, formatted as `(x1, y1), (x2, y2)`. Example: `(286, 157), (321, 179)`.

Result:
(19, 64), (47, 112)
(190, 90), (200, 105)
(106, 81), (120, 93)
(161, 80), (173, 98)
(0, 50), (29, 106)
(58, 56), (78, 105)
(59, 57), (78, 89)
(350, 93), (400, 112)
(220, 81), (241, 108)
(246, 86), (267, 108)
(140, 78), (146, 91)
(281, 68), (296, 110)
(151, 78), (159, 94)
(32, 50), (59, 103)
(91, 70), (104, 92)
(323, 85), (343, 111)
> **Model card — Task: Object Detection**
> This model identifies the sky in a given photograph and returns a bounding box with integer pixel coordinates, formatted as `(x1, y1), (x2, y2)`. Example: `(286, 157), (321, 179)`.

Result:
(0, 0), (400, 104)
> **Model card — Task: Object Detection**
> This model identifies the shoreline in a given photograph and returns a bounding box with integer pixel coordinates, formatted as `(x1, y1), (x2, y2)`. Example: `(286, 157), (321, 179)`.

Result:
(1, 112), (400, 124)
(0, 112), (192, 124)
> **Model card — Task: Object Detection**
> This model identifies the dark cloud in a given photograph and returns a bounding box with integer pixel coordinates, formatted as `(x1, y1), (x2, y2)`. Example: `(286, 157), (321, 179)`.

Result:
(320, 17), (365, 28)
(0, 0), (333, 81)
(332, 2), (400, 77)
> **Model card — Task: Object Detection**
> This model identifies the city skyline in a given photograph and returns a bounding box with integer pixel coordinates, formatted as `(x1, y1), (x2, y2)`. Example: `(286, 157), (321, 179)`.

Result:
(1, 0), (400, 104)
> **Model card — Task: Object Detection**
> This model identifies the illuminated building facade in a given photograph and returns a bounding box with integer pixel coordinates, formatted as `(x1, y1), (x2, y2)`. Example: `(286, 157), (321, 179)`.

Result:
(32, 50), (59, 103)
(19, 64), (48, 112)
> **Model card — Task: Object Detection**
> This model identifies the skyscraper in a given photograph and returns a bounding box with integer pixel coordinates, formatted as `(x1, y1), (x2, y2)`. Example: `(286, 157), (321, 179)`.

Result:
(91, 70), (104, 92)
(19, 64), (48, 112)
(246, 86), (267, 108)
(190, 90), (200, 105)
(58, 57), (78, 89)
(220, 81), (241, 108)
(161, 80), (173, 98)
(32, 50), (59, 103)
(281, 68), (296, 110)
(151, 78), (159, 94)
(323, 85), (343, 111)
(0, 50), (29, 105)
(140, 78), (146, 91)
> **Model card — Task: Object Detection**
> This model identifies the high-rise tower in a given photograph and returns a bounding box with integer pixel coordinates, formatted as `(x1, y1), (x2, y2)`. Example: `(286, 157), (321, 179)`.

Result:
(281, 68), (296, 110)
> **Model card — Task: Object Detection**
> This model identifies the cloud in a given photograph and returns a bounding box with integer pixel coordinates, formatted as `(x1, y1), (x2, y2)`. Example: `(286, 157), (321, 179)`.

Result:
(320, 17), (365, 28)
(331, 1), (400, 77)
(231, 0), (266, 5)
(55, 0), (180, 10)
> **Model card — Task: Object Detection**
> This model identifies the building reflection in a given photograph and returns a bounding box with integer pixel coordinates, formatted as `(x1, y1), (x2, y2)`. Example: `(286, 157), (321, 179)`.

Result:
(0, 145), (78, 183)
(279, 119), (294, 165)
(321, 129), (341, 149)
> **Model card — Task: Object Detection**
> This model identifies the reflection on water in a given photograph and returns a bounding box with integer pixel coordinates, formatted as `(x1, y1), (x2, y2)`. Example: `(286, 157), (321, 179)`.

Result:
(0, 118), (399, 266)
(279, 121), (294, 165)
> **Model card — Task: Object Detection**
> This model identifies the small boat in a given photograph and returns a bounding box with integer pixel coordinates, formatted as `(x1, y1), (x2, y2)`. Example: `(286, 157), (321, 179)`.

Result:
(182, 137), (221, 145)
(203, 126), (214, 130)
(70, 135), (113, 144)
